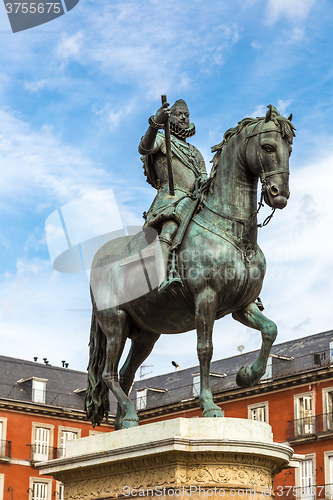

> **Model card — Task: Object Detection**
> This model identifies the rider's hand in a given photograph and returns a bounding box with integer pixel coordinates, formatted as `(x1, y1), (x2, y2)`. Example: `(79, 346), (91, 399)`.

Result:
(154, 102), (170, 125)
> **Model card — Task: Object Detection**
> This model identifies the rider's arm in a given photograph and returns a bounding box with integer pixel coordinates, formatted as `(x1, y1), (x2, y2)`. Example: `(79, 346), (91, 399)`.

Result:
(138, 102), (169, 155)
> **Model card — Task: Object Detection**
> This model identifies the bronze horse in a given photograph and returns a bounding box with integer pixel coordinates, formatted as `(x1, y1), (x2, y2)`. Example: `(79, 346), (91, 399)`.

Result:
(85, 105), (295, 430)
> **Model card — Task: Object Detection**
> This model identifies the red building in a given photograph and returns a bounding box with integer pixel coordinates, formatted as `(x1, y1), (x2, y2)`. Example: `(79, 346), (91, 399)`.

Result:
(2, 329), (333, 500)
(130, 329), (333, 499)
(0, 356), (114, 500)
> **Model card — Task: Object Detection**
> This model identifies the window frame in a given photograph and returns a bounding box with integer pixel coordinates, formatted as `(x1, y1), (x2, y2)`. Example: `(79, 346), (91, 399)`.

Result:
(55, 481), (64, 500)
(0, 474), (4, 500)
(32, 378), (47, 404)
(136, 388), (148, 410)
(57, 426), (81, 458)
(29, 477), (52, 500)
(247, 401), (269, 423)
(0, 418), (7, 458)
(31, 423), (54, 462)
(295, 454), (316, 500)
(322, 387), (333, 431)
(294, 391), (315, 436)
(324, 450), (333, 500)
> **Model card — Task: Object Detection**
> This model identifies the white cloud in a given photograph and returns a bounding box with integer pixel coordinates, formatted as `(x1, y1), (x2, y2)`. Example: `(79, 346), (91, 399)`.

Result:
(95, 102), (135, 130)
(24, 80), (48, 93)
(277, 99), (293, 115)
(0, 257), (91, 370)
(0, 108), (112, 206)
(265, 0), (316, 25)
(250, 104), (267, 117)
(55, 32), (84, 67)
(52, 2), (240, 96)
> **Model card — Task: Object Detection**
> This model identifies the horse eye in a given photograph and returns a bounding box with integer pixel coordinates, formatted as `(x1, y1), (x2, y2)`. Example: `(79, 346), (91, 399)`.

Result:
(262, 145), (274, 153)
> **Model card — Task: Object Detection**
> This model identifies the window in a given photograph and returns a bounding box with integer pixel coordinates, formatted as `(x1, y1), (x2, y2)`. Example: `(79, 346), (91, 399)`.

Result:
(29, 479), (52, 500)
(32, 379), (47, 404)
(0, 418), (7, 458)
(18, 377), (47, 403)
(261, 356), (272, 381)
(136, 388), (147, 410)
(323, 387), (333, 430)
(56, 482), (64, 500)
(31, 423), (54, 461)
(294, 392), (314, 436)
(248, 402), (269, 423)
(324, 451), (333, 500)
(295, 456), (315, 500)
(58, 427), (80, 458)
(0, 474), (4, 500)
(192, 374), (200, 397)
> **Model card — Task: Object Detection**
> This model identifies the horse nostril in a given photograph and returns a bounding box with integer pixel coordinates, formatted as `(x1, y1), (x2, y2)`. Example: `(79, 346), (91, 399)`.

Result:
(287, 191), (290, 200)
(270, 185), (279, 196)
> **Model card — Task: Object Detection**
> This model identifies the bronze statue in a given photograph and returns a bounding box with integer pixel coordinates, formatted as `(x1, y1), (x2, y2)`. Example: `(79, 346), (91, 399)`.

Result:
(139, 98), (207, 292)
(85, 104), (295, 430)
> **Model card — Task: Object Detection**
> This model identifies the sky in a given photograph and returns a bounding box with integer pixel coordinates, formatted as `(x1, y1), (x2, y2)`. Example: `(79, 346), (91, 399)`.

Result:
(0, 0), (333, 380)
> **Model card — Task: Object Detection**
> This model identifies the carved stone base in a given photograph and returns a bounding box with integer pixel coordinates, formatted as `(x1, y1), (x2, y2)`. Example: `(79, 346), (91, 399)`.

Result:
(38, 418), (295, 500)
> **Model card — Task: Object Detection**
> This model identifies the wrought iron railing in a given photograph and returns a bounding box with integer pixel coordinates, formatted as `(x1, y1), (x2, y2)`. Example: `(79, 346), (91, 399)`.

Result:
(287, 413), (333, 440)
(29, 444), (58, 463)
(0, 440), (11, 459)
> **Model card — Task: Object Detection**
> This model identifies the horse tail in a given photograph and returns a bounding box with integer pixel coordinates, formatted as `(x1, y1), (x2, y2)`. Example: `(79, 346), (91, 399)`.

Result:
(85, 311), (110, 427)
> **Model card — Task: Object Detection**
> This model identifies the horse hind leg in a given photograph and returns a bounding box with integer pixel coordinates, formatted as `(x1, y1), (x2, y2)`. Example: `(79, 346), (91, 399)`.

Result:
(101, 309), (139, 429)
(232, 302), (277, 387)
(114, 329), (160, 430)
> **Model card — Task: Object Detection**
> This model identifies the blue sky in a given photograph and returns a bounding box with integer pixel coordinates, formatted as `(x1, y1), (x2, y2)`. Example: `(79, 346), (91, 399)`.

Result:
(0, 0), (333, 378)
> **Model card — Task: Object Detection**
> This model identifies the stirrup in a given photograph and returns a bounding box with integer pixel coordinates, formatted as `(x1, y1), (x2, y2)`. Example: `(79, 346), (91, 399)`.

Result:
(158, 272), (183, 294)
(168, 269), (183, 287)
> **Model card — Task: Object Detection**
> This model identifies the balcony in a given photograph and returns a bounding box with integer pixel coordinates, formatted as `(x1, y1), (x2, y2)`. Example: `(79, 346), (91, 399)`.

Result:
(287, 413), (333, 442)
(29, 444), (58, 463)
(0, 440), (11, 460)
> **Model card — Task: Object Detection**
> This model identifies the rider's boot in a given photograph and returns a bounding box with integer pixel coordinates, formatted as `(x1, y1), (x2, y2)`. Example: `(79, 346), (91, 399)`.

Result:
(157, 237), (183, 293)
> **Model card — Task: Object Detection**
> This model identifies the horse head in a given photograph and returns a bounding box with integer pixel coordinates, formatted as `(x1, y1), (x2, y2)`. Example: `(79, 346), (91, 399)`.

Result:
(245, 105), (295, 210)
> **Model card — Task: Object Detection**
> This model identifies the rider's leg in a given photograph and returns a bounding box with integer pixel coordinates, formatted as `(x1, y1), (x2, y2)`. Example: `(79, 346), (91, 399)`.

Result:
(157, 220), (181, 292)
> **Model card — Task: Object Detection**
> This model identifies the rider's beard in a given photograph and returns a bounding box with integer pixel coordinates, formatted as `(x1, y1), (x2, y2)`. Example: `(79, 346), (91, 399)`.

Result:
(170, 121), (196, 139)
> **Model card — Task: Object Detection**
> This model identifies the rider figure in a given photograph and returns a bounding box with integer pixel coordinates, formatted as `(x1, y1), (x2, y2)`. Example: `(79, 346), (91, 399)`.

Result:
(139, 99), (207, 292)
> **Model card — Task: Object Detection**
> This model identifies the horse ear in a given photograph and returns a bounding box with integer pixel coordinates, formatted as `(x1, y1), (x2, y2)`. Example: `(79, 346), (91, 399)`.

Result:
(265, 105), (272, 123)
(288, 113), (293, 121)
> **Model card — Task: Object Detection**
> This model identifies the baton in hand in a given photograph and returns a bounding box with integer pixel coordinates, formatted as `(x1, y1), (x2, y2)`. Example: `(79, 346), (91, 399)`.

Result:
(161, 94), (174, 196)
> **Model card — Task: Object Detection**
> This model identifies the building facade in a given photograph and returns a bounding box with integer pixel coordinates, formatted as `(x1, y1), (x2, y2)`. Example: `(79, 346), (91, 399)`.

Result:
(0, 356), (114, 500)
(130, 330), (333, 500)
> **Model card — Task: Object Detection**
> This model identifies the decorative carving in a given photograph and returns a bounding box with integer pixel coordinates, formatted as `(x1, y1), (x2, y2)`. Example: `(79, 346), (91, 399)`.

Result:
(60, 450), (285, 500)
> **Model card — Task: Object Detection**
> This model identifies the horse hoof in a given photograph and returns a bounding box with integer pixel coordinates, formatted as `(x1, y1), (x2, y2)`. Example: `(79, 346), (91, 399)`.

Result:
(202, 407), (224, 418)
(122, 418), (139, 429)
(236, 366), (255, 387)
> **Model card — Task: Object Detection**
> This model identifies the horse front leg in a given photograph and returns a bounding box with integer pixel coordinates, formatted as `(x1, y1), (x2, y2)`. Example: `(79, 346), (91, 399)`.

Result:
(195, 288), (224, 418)
(232, 302), (277, 387)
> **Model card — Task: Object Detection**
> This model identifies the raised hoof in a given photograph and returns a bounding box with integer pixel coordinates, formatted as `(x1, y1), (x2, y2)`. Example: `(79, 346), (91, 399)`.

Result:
(202, 406), (224, 418)
(236, 366), (257, 388)
(122, 418), (139, 429)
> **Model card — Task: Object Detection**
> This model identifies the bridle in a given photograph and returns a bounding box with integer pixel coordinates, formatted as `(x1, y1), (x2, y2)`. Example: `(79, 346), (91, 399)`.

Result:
(203, 120), (290, 228)
(244, 120), (290, 227)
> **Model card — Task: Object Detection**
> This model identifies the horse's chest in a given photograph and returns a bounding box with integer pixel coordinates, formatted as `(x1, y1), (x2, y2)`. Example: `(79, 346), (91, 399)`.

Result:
(181, 236), (266, 313)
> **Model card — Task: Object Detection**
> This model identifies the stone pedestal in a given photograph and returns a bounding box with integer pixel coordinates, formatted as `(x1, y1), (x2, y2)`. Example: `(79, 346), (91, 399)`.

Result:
(38, 418), (296, 500)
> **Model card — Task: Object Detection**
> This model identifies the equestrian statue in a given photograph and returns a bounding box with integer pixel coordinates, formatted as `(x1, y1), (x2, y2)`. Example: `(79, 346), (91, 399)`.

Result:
(85, 100), (295, 430)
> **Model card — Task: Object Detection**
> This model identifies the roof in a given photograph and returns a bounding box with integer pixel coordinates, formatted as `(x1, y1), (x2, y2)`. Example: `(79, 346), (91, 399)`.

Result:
(0, 355), (89, 411)
(130, 329), (333, 412)
(0, 328), (332, 416)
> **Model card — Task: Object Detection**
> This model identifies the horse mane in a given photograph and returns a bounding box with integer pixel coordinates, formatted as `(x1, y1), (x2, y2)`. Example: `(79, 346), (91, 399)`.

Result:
(208, 106), (296, 191)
